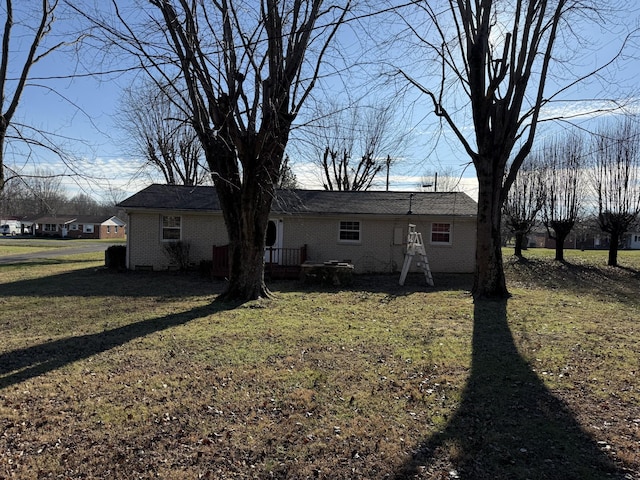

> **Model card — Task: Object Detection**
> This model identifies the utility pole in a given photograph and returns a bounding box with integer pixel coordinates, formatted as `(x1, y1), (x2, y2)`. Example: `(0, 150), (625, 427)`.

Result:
(385, 155), (391, 191)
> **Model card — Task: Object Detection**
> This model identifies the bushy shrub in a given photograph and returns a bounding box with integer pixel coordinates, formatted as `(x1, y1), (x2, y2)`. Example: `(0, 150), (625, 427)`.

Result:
(163, 241), (191, 271)
(199, 260), (213, 277)
(105, 245), (126, 270)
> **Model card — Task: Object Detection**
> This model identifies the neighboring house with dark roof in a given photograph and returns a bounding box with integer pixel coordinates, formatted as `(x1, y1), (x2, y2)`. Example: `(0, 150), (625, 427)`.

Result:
(119, 184), (477, 275)
(31, 215), (126, 239)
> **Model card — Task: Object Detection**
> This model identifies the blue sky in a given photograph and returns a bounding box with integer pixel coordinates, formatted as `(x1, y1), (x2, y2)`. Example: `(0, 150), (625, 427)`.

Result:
(6, 1), (640, 204)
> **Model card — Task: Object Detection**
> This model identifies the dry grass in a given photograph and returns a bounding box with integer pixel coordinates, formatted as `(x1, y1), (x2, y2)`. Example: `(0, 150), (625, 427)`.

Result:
(0, 249), (638, 479)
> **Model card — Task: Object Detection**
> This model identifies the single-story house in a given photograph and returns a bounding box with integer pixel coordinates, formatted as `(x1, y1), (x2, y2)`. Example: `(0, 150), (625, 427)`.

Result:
(31, 215), (127, 239)
(624, 232), (640, 249)
(118, 184), (477, 275)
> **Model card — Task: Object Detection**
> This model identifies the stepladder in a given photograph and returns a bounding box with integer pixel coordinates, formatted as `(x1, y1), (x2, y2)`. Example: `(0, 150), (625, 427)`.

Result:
(399, 224), (434, 286)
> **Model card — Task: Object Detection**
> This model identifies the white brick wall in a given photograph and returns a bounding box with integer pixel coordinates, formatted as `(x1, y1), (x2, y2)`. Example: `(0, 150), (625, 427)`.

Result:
(282, 215), (476, 273)
(127, 211), (476, 273)
(127, 212), (227, 270)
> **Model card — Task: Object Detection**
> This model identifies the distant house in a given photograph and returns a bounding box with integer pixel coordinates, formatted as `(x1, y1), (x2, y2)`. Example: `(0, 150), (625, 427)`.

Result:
(624, 232), (640, 250)
(31, 215), (126, 239)
(528, 227), (640, 251)
(118, 184), (477, 275)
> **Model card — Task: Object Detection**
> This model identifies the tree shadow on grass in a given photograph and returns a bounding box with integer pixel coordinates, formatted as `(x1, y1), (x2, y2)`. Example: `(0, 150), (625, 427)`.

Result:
(505, 256), (640, 305)
(0, 258), (101, 268)
(395, 300), (627, 479)
(0, 302), (231, 390)
(0, 266), (223, 298)
(271, 273), (473, 298)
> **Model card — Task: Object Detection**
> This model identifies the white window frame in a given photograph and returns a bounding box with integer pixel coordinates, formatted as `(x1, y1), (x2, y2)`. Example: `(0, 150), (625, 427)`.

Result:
(430, 222), (452, 245)
(83, 224), (94, 234)
(338, 220), (361, 244)
(161, 215), (182, 241)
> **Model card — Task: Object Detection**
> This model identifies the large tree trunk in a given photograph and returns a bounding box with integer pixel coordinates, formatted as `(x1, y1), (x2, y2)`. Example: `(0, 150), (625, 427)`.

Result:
(514, 232), (526, 258)
(216, 180), (274, 302)
(554, 232), (567, 262)
(473, 171), (509, 300)
(608, 231), (620, 267)
(205, 133), (281, 303)
(549, 221), (575, 263)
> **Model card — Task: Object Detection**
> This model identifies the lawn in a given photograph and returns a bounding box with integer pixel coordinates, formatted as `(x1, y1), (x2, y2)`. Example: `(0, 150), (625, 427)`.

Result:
(0, 244), (65, 256)
(0, 237), (125, 257)
(0, 249), (638, 479)
(0, 242), (70, 256)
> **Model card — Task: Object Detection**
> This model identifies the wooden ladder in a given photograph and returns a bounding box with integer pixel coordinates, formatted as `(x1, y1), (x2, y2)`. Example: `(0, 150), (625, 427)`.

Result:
(399, 224), (434, 286)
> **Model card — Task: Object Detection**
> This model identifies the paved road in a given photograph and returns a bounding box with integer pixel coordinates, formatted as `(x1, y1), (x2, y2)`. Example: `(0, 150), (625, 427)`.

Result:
(0, 237), (114, 265)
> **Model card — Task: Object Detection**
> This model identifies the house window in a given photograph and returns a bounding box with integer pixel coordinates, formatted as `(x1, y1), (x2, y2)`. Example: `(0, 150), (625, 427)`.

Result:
(107, 226), (111, 233)
(115, 226), (119, 233)
(339, 221), (360, 243)
(431, 222), (451, 244)
(70, 223), (78, 231)
(44, 224), (56, 232)
(84, 224), (94, 234)
(162, 215), (181, 241)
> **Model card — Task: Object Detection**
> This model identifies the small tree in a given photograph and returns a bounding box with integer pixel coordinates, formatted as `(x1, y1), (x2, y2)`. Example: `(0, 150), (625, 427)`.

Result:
(503, 157), (545, 258)
(541, 134), (583, 262)
(591, 118), (640, 266)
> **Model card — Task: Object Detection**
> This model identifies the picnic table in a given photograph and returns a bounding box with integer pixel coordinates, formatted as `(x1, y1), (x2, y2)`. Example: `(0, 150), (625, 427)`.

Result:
(300, 261), (354, 286)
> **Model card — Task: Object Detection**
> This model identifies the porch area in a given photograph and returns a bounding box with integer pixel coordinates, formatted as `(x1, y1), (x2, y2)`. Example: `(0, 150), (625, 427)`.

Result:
(212, 244), (308, 280)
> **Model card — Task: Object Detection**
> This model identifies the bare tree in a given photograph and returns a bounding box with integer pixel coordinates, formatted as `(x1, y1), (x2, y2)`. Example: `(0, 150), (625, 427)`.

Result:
(80, 0), (349, 301)
(277, 155), (298, 190)
(591, 118), (640, 266)
(503, 156), (545, 258)
(0, 176), (24, 215)
(321, 148), (382, 191)
(399, 0), (626, 299)
(541, 134), (583, 262)
(20, 168), (68, 215)
(309, 102), (406, 191)
(70, 192), (106, 216)
(0, 0), (76, 191)
(118, 81), (208, 186)
(1, 174), (117, 217)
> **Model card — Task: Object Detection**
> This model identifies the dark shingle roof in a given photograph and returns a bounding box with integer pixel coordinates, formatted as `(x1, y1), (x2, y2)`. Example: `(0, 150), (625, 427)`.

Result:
(31, 215), (124, 225)
(119, 184), (477, 217)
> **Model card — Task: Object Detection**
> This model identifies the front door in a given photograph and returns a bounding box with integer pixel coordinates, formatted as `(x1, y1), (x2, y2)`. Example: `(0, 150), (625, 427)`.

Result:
(264, 219), (282, 264)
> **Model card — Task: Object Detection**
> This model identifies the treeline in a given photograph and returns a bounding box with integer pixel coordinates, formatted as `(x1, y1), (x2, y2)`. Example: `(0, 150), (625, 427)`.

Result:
(0, 172), (119, 218)
(503, 119), (640, 267)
